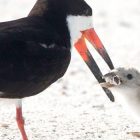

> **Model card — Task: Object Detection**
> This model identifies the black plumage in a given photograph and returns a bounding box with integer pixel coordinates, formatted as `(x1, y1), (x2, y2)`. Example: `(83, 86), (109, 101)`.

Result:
(0, 11), (71, 98)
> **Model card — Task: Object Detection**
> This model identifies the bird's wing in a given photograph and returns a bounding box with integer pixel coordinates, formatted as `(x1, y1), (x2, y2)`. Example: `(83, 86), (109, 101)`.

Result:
(0, 17), (71, 82)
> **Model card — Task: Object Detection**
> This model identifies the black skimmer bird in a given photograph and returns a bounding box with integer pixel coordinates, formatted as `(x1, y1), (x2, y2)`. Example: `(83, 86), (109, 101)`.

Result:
(0, 0), (114, 139)
(101, 67), (140, 138)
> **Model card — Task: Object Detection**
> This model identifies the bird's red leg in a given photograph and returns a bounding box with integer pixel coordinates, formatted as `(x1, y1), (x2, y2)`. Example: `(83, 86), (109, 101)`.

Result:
(16, 101), (28, 140)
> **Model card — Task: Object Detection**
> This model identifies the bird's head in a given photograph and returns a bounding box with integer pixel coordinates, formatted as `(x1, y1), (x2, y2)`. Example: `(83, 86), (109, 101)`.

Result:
(101, 67), (140, 89)
(65, 0), (114, 69)
(66, 0), (93, 45)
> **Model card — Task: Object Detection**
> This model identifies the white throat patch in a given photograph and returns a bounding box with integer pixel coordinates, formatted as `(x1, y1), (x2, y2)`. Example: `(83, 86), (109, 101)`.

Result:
(66, 15), (93, 47)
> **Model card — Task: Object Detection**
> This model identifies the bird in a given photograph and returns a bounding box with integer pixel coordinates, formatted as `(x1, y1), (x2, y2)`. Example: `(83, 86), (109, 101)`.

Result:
(101, 67), (140, 138)
(0, 0), (114, 139)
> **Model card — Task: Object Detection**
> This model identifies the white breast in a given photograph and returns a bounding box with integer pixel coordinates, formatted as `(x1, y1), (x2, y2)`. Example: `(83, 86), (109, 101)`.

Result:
(112, 87), (140, 121)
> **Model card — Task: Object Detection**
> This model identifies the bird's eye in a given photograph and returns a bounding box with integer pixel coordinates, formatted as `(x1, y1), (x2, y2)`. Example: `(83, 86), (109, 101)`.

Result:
(127, 74), (133, 80)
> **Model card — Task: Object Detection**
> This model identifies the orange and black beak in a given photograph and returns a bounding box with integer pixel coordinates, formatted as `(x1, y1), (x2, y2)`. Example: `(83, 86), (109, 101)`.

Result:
(74, 28), (115, 102)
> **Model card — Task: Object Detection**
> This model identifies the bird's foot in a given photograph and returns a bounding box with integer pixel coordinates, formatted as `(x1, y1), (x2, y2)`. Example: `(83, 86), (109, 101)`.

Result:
(16, 107), (28, 140)
(127, 132), (140, 138)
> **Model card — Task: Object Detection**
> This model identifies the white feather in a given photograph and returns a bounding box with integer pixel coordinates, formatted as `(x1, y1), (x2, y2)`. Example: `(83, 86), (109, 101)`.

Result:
(66, 15), (93, 47)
